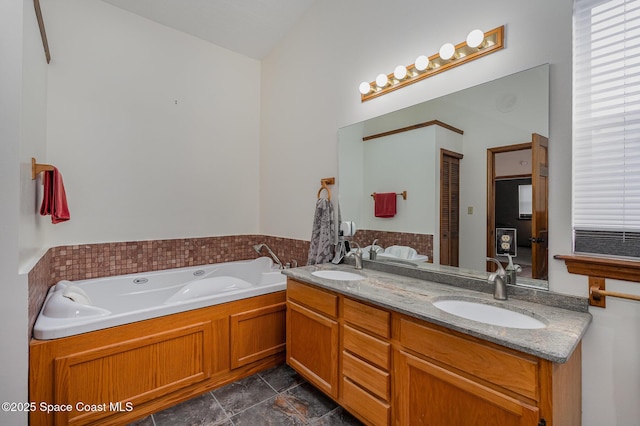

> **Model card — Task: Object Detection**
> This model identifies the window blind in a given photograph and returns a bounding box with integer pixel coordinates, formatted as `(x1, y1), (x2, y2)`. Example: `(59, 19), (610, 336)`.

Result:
(573, 0), (640, 258)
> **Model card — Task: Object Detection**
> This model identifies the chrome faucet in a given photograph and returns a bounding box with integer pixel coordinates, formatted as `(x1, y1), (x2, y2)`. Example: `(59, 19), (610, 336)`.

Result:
(486, 257), (508, 300)
(370, 238), (379, 260)
(347, 242), (363, 270)
(253, 244), (284, 269)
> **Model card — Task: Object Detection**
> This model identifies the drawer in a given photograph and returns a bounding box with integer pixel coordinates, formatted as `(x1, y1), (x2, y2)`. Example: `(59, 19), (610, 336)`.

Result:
(343, 297), (390, 338)
(343, 324), (390, 370)
(398, 316), (539, 400)
(287, 279), (337, 318)
(342, 377), (390, 426)
(342, 351), (389, 401)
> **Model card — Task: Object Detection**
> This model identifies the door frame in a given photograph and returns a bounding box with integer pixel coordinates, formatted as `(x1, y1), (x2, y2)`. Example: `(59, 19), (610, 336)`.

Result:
(486, 142), (531, 272)
(440, 149), (463, 267)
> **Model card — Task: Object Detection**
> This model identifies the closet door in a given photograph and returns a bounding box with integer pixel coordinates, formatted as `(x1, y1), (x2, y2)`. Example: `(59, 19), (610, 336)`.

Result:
(440, 150), (462, 267)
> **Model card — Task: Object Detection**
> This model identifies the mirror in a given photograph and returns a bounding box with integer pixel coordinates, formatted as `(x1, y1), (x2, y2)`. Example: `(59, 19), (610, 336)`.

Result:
(338, 64), (549, 289)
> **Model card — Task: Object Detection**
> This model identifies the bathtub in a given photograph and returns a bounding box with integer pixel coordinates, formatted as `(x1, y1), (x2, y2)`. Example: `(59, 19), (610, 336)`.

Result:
(33, 257), (285, 340)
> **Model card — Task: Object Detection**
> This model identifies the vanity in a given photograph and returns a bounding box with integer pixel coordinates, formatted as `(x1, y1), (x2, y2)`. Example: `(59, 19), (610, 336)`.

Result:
(283, 263), (591, 426)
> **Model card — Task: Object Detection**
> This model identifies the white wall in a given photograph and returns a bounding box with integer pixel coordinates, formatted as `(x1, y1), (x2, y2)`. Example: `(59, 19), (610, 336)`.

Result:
(1, 0), (38, 424)
(42, 0), (262, 246)
(19, 0), (49, 272)
(261, 0), (639, 424)
(362, 127), (437, 233)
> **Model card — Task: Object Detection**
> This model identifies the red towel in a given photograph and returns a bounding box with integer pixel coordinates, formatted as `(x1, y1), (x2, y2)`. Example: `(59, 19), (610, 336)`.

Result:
(374, 192), (397, 218)
(40, 167), (70, 224)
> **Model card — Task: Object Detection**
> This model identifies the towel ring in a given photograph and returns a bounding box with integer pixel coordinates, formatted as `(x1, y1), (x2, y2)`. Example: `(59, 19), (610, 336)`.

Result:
(317, 177), (335, 201)
(317, 186), (331, 200)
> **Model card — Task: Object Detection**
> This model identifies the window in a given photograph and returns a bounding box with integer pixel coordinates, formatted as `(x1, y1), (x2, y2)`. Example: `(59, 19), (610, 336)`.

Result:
(573, 0), (640, 258)
(518, 184), (532, 219)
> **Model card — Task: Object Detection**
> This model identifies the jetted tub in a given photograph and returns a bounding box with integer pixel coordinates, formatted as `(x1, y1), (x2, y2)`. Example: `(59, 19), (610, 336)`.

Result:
(33, 257), (285, 340)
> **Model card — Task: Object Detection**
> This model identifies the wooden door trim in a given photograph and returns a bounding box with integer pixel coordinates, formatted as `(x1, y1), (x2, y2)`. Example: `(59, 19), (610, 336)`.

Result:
(531, 134), (549, 279)
(441, 148), (464, 160)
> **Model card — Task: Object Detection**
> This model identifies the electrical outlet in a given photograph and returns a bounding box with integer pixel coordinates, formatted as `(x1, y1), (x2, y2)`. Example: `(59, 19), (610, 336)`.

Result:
(467, 206), (473, 215)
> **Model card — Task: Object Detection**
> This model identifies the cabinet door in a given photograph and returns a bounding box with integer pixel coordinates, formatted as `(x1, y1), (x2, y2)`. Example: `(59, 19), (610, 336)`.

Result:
(230, 302), (286, 369)
(395, 350), (539, 426)
(53, 322), (213, 425)
(287, 300), (339, 398)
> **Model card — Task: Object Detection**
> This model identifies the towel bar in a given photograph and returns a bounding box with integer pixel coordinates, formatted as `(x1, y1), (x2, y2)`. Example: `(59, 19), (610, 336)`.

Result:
(371, 191), (407, 200)
(31, 157), (54, 180)
(591, 287), (640, 302)
(589, 276), (640, 307)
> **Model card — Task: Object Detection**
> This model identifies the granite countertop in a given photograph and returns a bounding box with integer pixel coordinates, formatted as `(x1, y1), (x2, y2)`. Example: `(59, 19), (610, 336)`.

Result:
(282, 263), (592, 364)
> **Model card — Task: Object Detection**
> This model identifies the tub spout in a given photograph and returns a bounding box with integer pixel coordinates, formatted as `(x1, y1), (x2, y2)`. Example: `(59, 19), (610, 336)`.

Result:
(253, 244), (284, 269)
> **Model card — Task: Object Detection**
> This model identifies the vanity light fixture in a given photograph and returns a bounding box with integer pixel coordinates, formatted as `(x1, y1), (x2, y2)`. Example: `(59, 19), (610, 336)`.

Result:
(466, 29), (486, 48)
(414, 55), (430, 72)
(394, 65), (408, 80)
(359, 26), (505, 102)
(376, 73), (389, 88)
(439, 43), (456, 61)
(359, 81), (372, 95)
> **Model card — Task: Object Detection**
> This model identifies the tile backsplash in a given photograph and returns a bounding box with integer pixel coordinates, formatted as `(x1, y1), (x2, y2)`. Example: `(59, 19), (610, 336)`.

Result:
(353, 229), (433, 261)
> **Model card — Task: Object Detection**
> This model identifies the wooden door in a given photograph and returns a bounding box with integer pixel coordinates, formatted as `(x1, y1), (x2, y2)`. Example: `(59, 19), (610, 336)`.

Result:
(395, 350), (539, 426)
(531, 133), (549, 279)
(440, 150), (463, 266)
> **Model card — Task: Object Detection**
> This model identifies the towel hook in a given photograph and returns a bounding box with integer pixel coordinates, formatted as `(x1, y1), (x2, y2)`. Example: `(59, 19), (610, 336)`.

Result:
(317, 177), (335, 200)
(31, 157), (54, 180)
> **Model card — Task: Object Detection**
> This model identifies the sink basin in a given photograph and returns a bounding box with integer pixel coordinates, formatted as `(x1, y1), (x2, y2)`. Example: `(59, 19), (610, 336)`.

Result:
(311, 270), (365, 281)
(433, 299), (546, 329)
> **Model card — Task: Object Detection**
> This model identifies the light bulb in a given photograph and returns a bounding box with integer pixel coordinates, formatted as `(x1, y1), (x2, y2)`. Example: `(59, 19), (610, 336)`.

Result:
(414, 55), (429, 72)
(439, 43), (456, 60)
(466, 29), (485, 48)
(359, 81), (372, 95)
(394, 65), (407, 80)
(375, 73), (389, 88)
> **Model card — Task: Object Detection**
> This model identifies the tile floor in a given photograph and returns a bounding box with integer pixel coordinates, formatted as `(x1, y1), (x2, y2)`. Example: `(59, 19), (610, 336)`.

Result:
(128, 364), (363, 426)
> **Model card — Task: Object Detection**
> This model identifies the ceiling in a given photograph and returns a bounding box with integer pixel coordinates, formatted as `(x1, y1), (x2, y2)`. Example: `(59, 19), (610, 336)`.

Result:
(100, 0), (316, 59)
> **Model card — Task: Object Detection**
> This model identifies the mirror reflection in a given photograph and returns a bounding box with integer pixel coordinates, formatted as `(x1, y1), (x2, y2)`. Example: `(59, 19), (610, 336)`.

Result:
(338, 64), (549, 289)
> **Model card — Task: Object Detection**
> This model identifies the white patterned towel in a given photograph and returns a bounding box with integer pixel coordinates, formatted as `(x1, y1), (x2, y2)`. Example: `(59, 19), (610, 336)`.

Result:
(307, 198), (336, 265)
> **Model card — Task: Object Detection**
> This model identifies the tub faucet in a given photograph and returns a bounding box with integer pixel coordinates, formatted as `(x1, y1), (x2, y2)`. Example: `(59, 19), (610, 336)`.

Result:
(486, 257), (508, 300)
(347, 242), (363, 270)
(253, 244), (284, 269)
